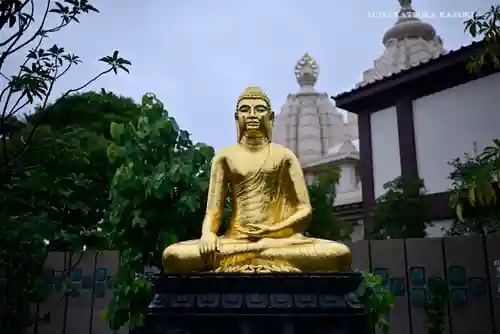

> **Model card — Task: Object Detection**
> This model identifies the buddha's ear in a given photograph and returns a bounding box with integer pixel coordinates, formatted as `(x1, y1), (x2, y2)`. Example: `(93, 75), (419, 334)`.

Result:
(267, 111), (274, 142)
(235, 111), (241, 142)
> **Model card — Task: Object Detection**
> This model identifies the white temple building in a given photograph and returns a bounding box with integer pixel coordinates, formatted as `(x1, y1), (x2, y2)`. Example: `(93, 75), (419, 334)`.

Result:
(333, 0), (499, 239)
(274, 0), (453, 240)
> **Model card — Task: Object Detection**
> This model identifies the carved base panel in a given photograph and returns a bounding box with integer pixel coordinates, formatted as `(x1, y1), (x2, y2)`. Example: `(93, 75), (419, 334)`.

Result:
(141, 273), (369, 334)
(212, 259), (301, 273)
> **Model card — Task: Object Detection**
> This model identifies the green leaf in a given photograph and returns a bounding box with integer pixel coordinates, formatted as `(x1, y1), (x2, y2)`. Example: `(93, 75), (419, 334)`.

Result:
(117, 64), (129, 73)
(106, 144), (118, 163)
(469, 22), (477, 37)
(109, 122), (124, 140)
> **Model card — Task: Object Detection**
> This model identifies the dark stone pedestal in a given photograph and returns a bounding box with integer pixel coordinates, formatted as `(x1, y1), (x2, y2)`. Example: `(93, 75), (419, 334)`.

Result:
(143, 272), (369, 334)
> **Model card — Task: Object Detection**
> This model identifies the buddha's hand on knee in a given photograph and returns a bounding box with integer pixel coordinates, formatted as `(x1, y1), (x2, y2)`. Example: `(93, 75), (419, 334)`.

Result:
(199, 232), (220, 267)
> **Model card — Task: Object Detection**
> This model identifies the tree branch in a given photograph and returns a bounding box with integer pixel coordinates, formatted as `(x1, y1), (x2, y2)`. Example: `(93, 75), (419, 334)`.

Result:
(6, 93), (26, 118)
(0, 33), (45, 167)
(8, 4), (81, 58)
(5, 100), (29, 121)
(0, 0), (46, 72)
(0, 0), (30, 30)
(0, 0), (32, 47)
(54, 61), (73, 80)
(0, 29), (45, 107)
(0, 71), (10, 81)
(0, 67), (113, 168)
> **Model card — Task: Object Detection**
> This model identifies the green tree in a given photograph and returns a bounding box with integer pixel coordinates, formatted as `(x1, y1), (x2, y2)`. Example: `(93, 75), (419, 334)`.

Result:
(306, 169), (352, 240)
(27, 89), (141, 138)
(1, 2), (131, 330)
(464, 5), (499, 73)
(448, 143), (500, 235)
(1, 0), (130, 172)
(370, 174), (430, 239)
(0, 124), (104, 331)
(0, 90), (139, 333)
(104, 93), (214, 329)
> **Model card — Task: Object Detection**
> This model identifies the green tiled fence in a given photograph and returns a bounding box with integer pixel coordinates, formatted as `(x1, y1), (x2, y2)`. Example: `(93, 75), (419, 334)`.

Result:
(19, 236), (500, 334)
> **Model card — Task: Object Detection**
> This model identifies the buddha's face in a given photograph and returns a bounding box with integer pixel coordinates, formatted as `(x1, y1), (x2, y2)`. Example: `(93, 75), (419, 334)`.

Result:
(235, 98), (274, 140)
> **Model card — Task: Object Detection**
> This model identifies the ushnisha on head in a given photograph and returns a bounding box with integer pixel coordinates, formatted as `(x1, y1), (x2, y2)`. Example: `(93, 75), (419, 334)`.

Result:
(235, 86), (274, 143)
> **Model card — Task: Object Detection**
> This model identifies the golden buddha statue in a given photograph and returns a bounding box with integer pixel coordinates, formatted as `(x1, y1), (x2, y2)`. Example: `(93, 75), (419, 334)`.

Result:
(162, 86), (352, 273)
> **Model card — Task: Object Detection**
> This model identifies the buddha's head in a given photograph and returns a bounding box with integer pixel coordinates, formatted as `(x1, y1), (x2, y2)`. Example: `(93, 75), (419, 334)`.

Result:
(235, 86), (274, 143)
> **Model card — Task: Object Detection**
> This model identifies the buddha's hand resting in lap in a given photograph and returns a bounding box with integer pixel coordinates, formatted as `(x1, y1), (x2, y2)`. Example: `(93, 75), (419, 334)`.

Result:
(199, 232), (219, 267)
(236, 222), (275, 237)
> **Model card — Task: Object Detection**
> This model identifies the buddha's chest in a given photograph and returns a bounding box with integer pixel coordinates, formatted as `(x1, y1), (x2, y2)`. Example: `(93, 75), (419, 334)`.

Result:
(225, 149), (286, 180)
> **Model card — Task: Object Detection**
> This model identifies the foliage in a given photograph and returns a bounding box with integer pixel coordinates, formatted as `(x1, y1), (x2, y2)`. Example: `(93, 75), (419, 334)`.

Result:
(357, 271), (395, 334)
(464, 5), (500, 73)
(28, 89), (141, 139)
(424, 277), (449, 334)
(370, 174), (430, 239)
(0, 90), (141, 333)
(0, 125), (105, 332)
(448, 141), (500, 235)
(446, 215), (500, 236)
(306, 169), (353, 240)
(0, 2), (131, 332)
(104, 93), (214, 329)
(0, 0), (131, 172)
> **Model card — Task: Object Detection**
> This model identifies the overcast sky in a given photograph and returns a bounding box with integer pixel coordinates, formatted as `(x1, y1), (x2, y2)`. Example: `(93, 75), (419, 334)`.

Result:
(1, 0), (490, 150)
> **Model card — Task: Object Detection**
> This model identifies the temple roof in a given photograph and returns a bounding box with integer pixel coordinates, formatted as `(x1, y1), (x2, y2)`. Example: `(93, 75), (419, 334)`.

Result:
(332, 40), (486, 106)
(356, 0), (446, 87)
(382, 0), (437, 44)
(302, 139), (360, 169)
(327, 140), (358, 156)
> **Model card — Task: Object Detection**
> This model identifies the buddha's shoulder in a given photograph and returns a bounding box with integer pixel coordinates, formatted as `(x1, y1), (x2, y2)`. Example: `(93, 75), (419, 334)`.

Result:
(270, 143), (297, 159)
(215, 143), (295, 158)
(213, 144), (239, 159)
(214, 143), (296, 159)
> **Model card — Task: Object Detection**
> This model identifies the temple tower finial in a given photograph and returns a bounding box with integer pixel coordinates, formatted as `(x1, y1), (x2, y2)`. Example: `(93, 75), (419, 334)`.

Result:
(294, 53), (319, 88)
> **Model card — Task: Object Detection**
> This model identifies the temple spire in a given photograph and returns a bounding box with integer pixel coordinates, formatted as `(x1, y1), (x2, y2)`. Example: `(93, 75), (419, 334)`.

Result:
(397, 0), (416, 23)
(398, 0), (412, 9)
